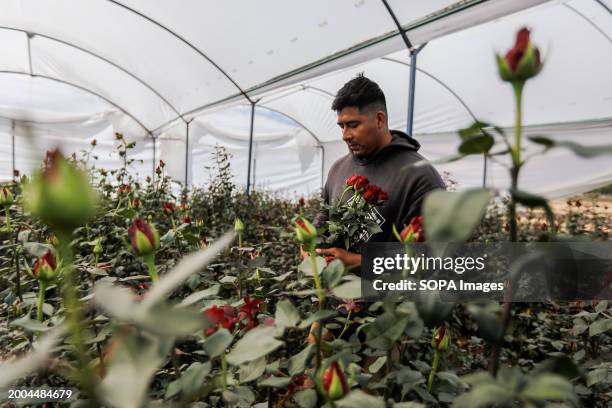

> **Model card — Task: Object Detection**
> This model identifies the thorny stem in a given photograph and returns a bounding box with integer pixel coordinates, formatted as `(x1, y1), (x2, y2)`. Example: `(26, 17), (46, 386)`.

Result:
(309, 251), (325, 369)
(221, 353), (228, 390)
(36, 280), (46, 322)
(428, 351), (441, 392)
(144, 253), (159, 283)
(57, 230), (96, 400)
(337, 309), (352, 340)
(490, 80), (524, 377)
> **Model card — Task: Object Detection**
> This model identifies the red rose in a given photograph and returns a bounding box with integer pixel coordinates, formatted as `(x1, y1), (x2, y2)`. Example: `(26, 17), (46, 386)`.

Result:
(238, 296), (263, 329)
(363, 185), (384, 205)
(346, 175), (369, 190)
(298, 197), (305, 207)
(204, 304), (238, 336)
(399, 216), (425, 243)
(182, 215), (192, 225)
(163, 202), (175, 215)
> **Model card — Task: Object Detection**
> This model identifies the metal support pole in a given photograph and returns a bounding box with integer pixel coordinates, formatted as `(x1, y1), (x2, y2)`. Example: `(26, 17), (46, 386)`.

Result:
(319, 145), (325, 188)
(252, 156), (256, 189)
(406, 51), (417, 136)
(406, 44), (426, 137)
(482, 154), (488, 187)
(184, 120), (192, 186)
(246, 100), (257, 195)
(11, 120), (16, 183)
(151, 134), (156, 185)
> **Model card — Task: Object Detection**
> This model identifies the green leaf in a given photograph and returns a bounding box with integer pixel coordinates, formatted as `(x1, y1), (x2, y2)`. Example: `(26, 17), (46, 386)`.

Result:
(202, 329), (233, 358)
(510, 189), (554, 230)
(275, 299), (300, 328)
(298, 310), (337, 329)
(332, 279), (362, 299)
(10, 315), (51, 332)
(458, 134), (494, 155)
(532, 355), (581, 381)
(288, 345), (314, 376)
(259, 375), (291, 388)
(393, 403), (425, 408)
(238, 357), (267, 383)
(589, 318), (612, 337)
(335, 390), (385, 408)
(226, 326), (283, 365)
(178, 285), (220, 307)
(298, 256), (326, 277)
(322, 259), (344, 288)
(586, 367), (609, 387)
(529, 136), (612, 158)
(521, 374), (576, 403)
(294, 389), (317, 408)
(423, 189), (493, 242)
(453, 383), (513, 408)
(595, 301), (608, 314)
(23, 242), (54, 258)
(164, 362), (211, 399)
(364, 312), (409, 351)
(368, 356), (387, 374)
(98, 331), (172, 408)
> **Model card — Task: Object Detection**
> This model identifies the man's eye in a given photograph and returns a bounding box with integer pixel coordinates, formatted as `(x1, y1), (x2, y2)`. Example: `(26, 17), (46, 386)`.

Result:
(347, 123), (358, 128)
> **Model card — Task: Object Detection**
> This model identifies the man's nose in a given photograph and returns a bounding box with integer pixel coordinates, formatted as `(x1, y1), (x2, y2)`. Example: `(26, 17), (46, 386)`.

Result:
(342, 128), (352, 142)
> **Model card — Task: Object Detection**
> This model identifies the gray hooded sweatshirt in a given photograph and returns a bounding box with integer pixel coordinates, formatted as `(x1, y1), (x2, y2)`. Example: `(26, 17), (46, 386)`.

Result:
(314, 130), (446, 244)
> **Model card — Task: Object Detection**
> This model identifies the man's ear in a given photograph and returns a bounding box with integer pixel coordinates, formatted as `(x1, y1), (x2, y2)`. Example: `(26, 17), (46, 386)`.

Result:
(376, 111), (387, 129)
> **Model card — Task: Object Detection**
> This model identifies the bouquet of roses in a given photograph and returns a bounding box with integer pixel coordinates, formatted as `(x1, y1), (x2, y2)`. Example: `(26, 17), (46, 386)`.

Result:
(321, 175), (388, 251)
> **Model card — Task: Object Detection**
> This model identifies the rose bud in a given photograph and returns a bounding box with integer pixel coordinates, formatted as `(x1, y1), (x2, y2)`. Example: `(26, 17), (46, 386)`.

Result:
(115, 132), (123, 140)
(162, 202), (175, 215)
(24, 149), (98, 231)
(13, 169), (20, 178)
(298, 197), (305, 207)
(159, 159), (166, 168)
(234, 218), (244, 234)
(294, 217), (317, 251)
(131, 197), (141, 209)
(0, 186), (14, 207)
(93, 237), (103, 255)
(431, 324), (450, 352)
(128, 218), (160, 256)
(117, 184), (132, 195)
(496, 27), (542, 83)
(320, 361), (349, 401)
(33, 250), (60, 282)
(346, 175), (369, 190)
(394, 216), (425, 243)
(90, 139), (97, 146)
(182, 215), (192, 225)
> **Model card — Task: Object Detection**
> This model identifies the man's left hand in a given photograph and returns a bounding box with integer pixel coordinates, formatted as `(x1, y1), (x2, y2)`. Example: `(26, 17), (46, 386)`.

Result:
(316, 247), (361, 267)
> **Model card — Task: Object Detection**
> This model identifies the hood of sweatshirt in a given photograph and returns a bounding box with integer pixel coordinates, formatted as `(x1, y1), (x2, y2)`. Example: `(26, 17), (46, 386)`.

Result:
(352, 130), (421, 165)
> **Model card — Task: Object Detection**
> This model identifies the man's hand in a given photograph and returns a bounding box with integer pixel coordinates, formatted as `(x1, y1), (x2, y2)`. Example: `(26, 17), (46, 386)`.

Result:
(315, 247), (361, 267)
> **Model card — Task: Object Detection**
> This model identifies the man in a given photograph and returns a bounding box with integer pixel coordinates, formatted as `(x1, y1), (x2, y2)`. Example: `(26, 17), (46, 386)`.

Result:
(314, 74), (445, 267)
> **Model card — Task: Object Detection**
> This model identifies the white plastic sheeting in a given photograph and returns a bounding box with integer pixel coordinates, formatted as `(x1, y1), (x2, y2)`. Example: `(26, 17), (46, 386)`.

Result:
(0, 0), (610, 198)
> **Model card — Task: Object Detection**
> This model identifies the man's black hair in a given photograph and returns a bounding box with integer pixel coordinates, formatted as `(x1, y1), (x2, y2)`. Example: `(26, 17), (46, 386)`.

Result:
(331, 74), (387, 115)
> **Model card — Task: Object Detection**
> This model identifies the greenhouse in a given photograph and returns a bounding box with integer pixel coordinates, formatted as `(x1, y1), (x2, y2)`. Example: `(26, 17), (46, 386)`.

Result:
(0, 0), (611, 407)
